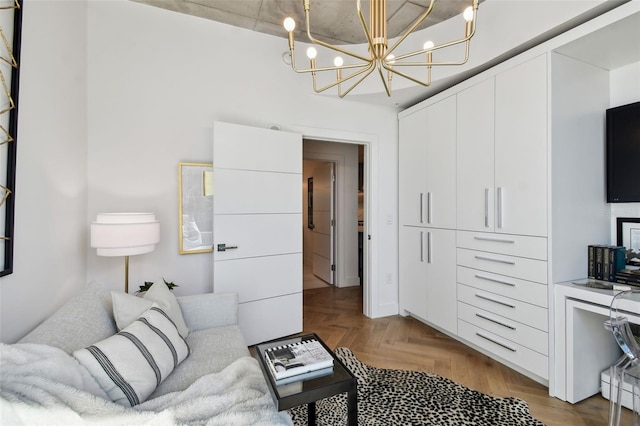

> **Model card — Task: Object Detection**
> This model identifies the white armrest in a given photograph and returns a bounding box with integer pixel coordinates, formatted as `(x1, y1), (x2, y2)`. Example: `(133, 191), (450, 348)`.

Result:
(177, 292), (239, 332)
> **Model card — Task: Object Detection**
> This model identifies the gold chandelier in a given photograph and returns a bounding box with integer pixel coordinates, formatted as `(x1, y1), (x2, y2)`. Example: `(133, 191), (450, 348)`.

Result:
(283, 0), (479, 98)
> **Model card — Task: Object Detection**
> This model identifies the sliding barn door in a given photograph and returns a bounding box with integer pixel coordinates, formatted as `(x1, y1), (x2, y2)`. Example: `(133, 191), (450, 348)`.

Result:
(212, 121), (302, 345)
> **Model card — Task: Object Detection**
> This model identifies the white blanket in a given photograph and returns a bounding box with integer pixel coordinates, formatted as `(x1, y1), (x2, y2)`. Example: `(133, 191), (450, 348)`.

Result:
(0, 343), (292, 426)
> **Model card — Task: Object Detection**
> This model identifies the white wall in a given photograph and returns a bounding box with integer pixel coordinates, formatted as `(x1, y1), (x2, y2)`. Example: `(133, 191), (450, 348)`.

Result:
(608, 60), (640, 240)
(0, 0), (88, 343)
(86, 0), (398, 315)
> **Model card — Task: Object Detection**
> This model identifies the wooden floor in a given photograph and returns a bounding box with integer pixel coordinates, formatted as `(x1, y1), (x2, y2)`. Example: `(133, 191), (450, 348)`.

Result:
(301, 285), (633, 426)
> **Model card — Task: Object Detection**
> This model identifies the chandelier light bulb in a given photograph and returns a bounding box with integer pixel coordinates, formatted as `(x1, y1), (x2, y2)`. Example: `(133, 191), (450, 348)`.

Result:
(463, 6), (474, 22)
(334, 56), (344, 67)
(306, 47), (318, 59)
(283, 17), (296, 32)
(423, 41), (434, 51)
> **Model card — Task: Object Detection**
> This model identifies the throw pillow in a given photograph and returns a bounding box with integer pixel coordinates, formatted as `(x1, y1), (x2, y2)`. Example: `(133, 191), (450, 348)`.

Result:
(73, 305), (190, 407)
(143, 280), (189, 338)
(19, 281), (116, 354)
(111, 291), (153, 331)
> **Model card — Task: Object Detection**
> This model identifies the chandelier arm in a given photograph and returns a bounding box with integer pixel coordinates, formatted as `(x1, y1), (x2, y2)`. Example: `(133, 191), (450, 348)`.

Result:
(392, 23), (476, 62)
(311, 61), (376, 95)
(337, 62), (378, 98)
(391, 42), (471, 67)
(291, 56), (373, 74)
(375, 62), (392, 97)
(382, 62), (432, 88)
(304, 3), (371, 63)
(384, 0), (435, 58)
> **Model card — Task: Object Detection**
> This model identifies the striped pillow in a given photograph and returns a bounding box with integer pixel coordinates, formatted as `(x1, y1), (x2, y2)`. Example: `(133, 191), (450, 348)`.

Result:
(73, 305), (189, 406)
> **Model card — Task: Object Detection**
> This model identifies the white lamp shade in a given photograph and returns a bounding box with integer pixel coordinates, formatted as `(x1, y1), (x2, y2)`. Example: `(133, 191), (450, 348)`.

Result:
(91, 213), (160, 257)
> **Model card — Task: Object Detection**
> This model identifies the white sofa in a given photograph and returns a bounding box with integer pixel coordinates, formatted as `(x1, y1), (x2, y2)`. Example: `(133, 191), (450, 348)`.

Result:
(0, 281), (293, 425)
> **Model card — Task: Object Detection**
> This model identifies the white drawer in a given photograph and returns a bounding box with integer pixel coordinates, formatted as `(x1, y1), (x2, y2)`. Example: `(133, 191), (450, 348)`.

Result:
(457, 283), (548, 332)
(457, 248), (547, 284)
(457, 302), (548, 355)
(458, 320), (548, 380)
(457, 266), (548, 308)
(457, 231), (547, 260)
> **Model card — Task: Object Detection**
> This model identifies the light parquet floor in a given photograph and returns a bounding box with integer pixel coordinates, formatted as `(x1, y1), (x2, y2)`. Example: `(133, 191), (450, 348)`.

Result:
(302, 285), (633, 426)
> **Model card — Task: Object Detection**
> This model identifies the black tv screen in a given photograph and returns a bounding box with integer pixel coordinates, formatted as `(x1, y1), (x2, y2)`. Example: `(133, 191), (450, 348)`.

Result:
(606, 101), (640, 203)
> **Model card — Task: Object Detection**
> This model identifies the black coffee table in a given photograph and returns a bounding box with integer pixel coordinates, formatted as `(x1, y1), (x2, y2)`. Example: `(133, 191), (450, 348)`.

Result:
(255, 333), (357, 426)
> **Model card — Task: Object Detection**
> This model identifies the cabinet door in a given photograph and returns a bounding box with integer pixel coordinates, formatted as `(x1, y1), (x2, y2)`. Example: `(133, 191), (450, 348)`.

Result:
(399, 108), (428, 227)
(425, 228), (458, 334)
(425, 96), (457, 229)
(399, 226), (428, 319)
(457, 78), (495, 232)
(495, 55), (548, 237)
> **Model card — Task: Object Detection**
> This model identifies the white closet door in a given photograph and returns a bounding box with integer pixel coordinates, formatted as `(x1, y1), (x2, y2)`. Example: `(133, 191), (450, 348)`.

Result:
(212, 121), (303, 346)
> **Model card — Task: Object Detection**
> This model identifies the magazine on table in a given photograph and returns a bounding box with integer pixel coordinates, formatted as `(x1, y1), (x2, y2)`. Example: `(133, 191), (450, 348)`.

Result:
(264, 338), (334, 381)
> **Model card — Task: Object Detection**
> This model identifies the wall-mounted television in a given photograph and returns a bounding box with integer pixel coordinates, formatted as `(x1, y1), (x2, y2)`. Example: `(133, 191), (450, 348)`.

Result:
(606, 101), (640, 203)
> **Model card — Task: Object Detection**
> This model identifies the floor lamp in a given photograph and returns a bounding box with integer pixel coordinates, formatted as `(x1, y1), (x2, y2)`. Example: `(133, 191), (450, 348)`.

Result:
(91, 213), (160, 293)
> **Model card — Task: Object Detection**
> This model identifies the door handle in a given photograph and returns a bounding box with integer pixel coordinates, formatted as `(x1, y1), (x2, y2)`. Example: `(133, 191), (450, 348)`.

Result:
(217, 244), (238, 252)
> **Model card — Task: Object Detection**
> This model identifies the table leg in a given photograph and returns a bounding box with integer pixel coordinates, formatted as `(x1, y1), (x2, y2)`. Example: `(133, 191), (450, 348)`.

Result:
(308, 401), (316, 426)
(347, 384), (358, 426)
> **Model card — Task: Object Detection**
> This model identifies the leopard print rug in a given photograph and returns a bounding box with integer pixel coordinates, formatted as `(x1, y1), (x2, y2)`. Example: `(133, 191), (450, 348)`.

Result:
(287, 347), (545, 426)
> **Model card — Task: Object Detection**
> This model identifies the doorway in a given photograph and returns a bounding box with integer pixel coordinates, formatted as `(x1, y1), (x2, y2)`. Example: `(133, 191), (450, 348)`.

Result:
(302, 140), (366, 297)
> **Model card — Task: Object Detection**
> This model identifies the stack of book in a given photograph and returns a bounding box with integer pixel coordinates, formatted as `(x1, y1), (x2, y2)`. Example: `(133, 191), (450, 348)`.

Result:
(588, 245), (626, 282)
(264, 338), (334, 385)
(614, 269), (640, 287)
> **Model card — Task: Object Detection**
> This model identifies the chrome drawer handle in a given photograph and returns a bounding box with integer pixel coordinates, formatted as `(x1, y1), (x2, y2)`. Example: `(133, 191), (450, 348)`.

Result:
(475, 274), (516, 287)
(474, 255), (516, 265)
(475, 313), (516, 330)
(476, 333), (516, 352)
(475, 293), (516, 309)
(473, 236), (515, 244)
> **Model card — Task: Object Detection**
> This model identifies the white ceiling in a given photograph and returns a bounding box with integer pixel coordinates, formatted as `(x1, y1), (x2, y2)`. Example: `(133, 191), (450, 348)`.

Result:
(554, 12), (640, 71)
(132, 0), (478, 45)
(131, 0), (639, 107)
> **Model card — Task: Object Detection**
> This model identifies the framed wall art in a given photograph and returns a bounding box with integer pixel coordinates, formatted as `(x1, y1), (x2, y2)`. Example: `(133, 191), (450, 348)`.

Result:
(616, 217), (640, 268)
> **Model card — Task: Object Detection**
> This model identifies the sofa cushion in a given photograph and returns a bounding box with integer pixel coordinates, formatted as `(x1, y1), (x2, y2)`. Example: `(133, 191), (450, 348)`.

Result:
(19, 281), (116, 354)
(150, 324), (249, 398)
(73, 305), (190, 407)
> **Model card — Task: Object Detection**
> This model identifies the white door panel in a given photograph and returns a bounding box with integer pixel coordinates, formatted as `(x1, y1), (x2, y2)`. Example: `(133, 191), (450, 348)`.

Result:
(311, 162), (334, 284)
(214, 169), (302, 214)
(214, 253), (302, 303)
(312, 254), (332, 283)
(213, 121), (302, 344)
(312, 232), (331, 258)
(313, 211), (331, 234)
(213, 122), (301, 173)
(239, 293), (303, 346)
(214, 214), (302, 260)
(457, 78), (495, 232)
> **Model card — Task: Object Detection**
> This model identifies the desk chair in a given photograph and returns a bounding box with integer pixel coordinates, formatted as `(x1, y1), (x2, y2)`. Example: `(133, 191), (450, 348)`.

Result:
(604, 289), (640, 426)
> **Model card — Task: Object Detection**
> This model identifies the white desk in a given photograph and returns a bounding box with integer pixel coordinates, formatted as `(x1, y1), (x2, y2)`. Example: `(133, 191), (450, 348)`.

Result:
(553, 282), (640, 403)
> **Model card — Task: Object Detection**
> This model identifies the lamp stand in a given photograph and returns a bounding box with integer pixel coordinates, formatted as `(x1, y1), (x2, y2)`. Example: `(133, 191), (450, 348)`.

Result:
(124, 255), (130, 293)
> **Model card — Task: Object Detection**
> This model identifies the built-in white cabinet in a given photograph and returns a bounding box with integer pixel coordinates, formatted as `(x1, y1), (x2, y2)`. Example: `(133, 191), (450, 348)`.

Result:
(399, 47), (612, 386)
(456, 78), (495, 233)
(494, 54), (548, 237)
(399, 95), (457, 333)
(457, 55), (547, 237)
(399, 95), (456, 229)
(399, 226), (457, 334)
(398, 4), (633, 392)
